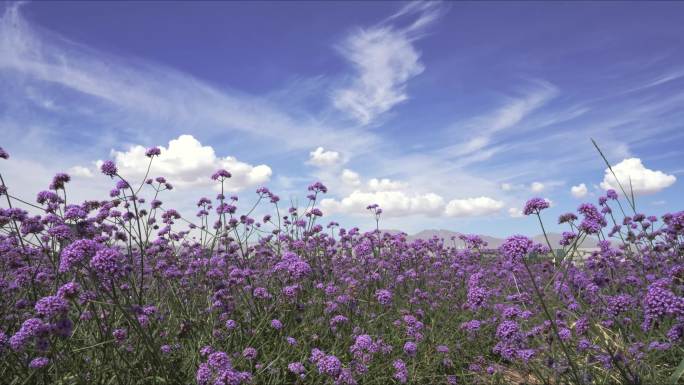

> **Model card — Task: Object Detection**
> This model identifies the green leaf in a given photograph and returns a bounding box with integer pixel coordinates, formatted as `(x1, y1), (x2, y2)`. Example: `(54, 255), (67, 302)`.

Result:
(669, 356), (684, 384)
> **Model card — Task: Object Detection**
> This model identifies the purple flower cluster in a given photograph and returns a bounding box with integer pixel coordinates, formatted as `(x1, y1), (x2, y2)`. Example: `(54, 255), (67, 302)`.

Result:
(196, 351), (251, 385)
(523, 197), (550, 215)
(0, 152), (682, 384)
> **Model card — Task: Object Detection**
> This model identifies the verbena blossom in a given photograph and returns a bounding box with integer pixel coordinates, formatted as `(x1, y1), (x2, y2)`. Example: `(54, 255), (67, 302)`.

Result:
(523, 197), (550, 215)
(145, 147), (161, 157)
(100, 160), (117, 177)
(29, 357), (49, 369)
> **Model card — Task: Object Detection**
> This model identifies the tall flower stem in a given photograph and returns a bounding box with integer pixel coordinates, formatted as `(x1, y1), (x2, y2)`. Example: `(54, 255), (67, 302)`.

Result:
(520, 259), (584, 385)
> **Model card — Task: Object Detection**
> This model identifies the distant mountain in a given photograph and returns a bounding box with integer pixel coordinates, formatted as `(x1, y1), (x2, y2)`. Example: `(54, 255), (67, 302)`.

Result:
(382, 229), (598, 249)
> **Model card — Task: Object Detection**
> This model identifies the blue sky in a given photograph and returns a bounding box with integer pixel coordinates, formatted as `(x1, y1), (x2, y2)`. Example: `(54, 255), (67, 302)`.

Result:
(0, 1), (682, 236)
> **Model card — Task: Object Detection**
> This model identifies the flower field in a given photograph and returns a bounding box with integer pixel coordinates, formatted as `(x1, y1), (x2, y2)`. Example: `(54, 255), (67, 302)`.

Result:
(0, 146), (682, 385)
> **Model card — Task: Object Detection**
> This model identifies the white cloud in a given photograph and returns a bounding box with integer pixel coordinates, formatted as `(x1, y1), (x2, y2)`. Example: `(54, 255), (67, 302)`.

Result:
(508, 207), (524, 218)
(530, 182), (545, 193)
(485, 85), (557, 134)
(308, 147), (342, 167)
(0, 4), (376, 154)
(443, 82), (558, 158)
(444, 197), (504, 217)
(367, 177), (406, 191)
(321, 190), (445, 217)
(332, 3), (444, 124)
(501, 183), (513, 191)
(340, 169), (361, 187)
(600, 158), (676, 195)
(68, 165), (93, 178)
(101, 134), (271, 192)
(570, 183), (588, 198)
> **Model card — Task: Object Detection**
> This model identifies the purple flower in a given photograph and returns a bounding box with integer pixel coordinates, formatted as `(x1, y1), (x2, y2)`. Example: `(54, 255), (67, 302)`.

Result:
(578, 203), (607, 234)
(558, 328), (572, 341)
(496, 320), (520, 340)
(35, 296), (69, 318)
(559, 231), (577, 246)
(10, 318), (48, 351)
(100, 160), (117, 176)
(211, 169), (232, 181)
(316, 355), (341, 377)
(523, 197), (549, 215)
(499, 235), (534, 263)
(112, 328), (127, 342)
(606, 189), (618, 200)
(393, 359), (408, 383)
(461, 320), (482, 332)
(517, 349), (535, 363)
(288, 361), (305, 375)
(558, 212), (578, 224)
(60, 239), (103, 272)
(196, 363), (212, 385)
(642, 280), (684, 330)
(375, 289), (393, 305)
(307, 181), (328, 193)
(145, 147), (161, 157)
(29, 357), (49, 369)
(352, 334), (373, 352)
(89, 247), (125, 277)
(50, 173), (71, 190)
(270, 319), (283, 330)
(242, 347), (257, 360)
(207, 351), (232, 370)
(252, 287), (271, 299)
(274, 252), (312, 279)
(330, 315), (349, 328)
(403, 341), (417, 356)
(225, 319), (237, 330)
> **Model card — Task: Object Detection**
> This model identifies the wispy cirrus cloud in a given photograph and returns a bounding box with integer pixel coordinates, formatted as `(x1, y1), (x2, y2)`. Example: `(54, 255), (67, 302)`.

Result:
(442, 81), (558, 159)
(332, 2), (445, 125)
(0, 3), (377, 156)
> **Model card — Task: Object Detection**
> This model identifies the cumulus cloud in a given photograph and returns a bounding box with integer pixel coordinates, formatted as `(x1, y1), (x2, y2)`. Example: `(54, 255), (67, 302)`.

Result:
(530, 182), (545, 193)
(101, 134), (271, 192)
(321, 190), (445, 217)
(340, 169), (361, 187)
(308, 147), (343, 167)
(444, 197), (504, 217)
(367, 177), (406, 191)
(324, 167), (504, 218)
(570, 183), (588, 198)
(508, 207), (524, 218)
(600, 158), (676, 195)
(332, 3), (444, 124)
(68, 165), (93, 178)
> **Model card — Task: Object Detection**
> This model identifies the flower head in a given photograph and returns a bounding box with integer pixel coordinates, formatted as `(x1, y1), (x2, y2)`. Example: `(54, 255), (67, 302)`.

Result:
(29, 357), (49, 369)
(375, 289), (393, 305)
(145, 147), (161, 157)
(100, 160), (117, 177)
(89, 247), (125, 277)
(523, 197), (549, 215)
(35, 296), (69, 318)
(211, 169), (232, 181)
